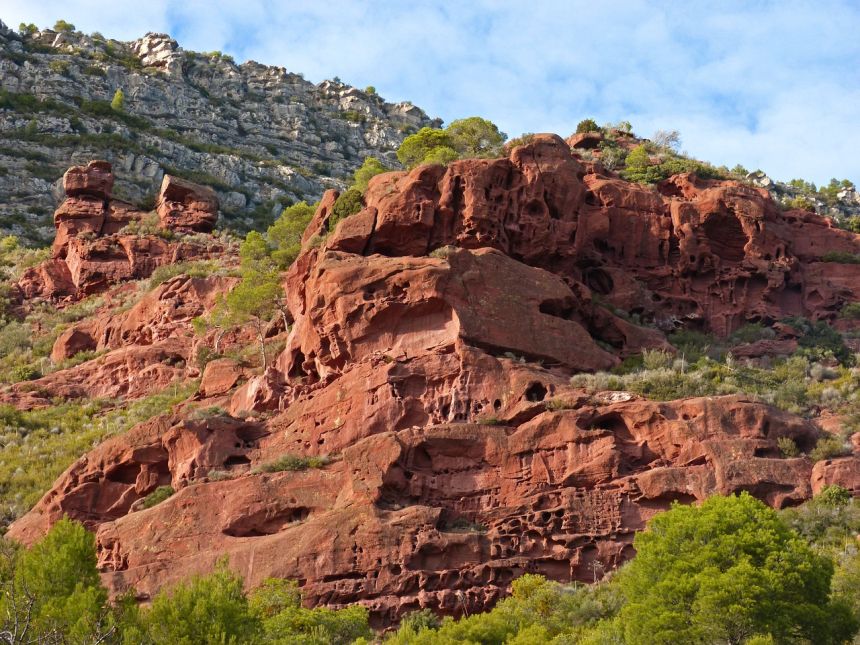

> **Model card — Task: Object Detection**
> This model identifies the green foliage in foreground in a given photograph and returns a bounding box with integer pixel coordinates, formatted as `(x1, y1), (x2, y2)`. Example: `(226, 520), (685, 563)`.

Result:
(618, 493), (855, 644)
(0, 520), (373, 644)
(5, 493), (860, 643)
(266, 201), (316, 269)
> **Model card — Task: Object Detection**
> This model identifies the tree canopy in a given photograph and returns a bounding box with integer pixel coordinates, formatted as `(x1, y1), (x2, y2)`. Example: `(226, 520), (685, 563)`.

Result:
(396, 117), (506, 169)
(618, 492), (856, 644)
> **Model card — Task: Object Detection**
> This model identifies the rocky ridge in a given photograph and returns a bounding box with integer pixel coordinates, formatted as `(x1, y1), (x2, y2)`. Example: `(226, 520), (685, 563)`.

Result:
(0, 20), (436, 244)
(8, 135), (860, 626)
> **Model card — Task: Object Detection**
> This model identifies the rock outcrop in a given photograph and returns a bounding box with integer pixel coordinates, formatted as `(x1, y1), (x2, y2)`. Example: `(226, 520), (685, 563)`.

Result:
(16, 161), (228, 302)
(9, 138), (860, 626)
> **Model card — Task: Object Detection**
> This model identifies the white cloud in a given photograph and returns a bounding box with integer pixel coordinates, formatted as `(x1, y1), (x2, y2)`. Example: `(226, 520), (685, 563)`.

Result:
(1, 0), (858, 184)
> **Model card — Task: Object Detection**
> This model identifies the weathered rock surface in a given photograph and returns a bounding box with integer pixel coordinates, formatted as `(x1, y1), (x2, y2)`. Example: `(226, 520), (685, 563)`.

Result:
(156, 175), (219, 233)
(9, 137), (860, 626)
(16, 162), (229, 302)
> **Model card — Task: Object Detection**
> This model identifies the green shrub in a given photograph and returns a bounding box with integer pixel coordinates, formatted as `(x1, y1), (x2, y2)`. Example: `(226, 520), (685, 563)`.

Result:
(576, 118), (600, 134)
(777, 436), (800, 457)
(351, 156), (388, 193)
(396, 117), (505, 168)
(143, 560), (260, 643)
(110, 88), (124, 111)
(810, 436), (851, 462)
(53, 20), (75, 32)
(822, 251), (860, 264)
(254, 454), (329, 473)
(48, 60), (71, 75)
(141, 485), (175, 509)
(784, 316), (852, 365)
(618, 493), (856, 644)
(329, 188), (364, 229)
(267, 201), (316, 268)
(841, 302), (860, 319)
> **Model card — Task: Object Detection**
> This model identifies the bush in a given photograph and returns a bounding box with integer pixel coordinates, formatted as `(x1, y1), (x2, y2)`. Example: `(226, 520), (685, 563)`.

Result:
(777, 436), (800, 458)
(53, 20), (75, 32)
(267, 200), (316, 268)
(254, 454), (329, 473)
(841, 302), (860, 319)
(810, 436), (851, 462)
(396, 117), (505, 168)
(576, 118), (600, 134)
(784, 316), (852, 365)
(618, 493), (857, 644)
(352, 156), (388, 193)
(143, 560), (261, 644)
(822, 251), (860, 264)
(110, 88), (124, 112)
(329, 188), (364, 229)
(141, 485), (175, 509)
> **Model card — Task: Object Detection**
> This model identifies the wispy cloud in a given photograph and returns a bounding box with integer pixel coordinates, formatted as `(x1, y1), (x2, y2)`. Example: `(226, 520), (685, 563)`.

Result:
(2, 0), (858, 185)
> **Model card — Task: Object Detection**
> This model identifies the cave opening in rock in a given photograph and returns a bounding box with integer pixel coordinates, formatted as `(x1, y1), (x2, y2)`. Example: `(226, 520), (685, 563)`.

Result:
(703, 210), (748, 262)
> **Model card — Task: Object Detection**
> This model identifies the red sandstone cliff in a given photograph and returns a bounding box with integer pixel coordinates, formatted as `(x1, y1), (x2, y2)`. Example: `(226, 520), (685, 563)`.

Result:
(8, 136), (860, 625)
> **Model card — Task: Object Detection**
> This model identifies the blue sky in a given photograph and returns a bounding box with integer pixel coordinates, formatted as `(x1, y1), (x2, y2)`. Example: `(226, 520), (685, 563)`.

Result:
(2, 0), (859, 186)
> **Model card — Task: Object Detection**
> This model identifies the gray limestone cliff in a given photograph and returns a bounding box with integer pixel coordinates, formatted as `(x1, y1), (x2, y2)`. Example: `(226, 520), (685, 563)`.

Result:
(0, 21), (438, 244)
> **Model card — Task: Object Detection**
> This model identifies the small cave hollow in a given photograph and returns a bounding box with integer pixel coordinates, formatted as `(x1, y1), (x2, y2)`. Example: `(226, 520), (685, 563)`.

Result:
(222, 507), (311, 537)
(524, 382), (548, 402)
(702, 210), (749, 262)
(223, 455), (251, 469)
(584, 268), (614, 295)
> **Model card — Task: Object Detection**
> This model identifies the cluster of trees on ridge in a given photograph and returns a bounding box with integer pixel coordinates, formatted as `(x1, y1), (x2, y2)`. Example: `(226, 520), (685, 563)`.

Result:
(2, 490), (860, 643)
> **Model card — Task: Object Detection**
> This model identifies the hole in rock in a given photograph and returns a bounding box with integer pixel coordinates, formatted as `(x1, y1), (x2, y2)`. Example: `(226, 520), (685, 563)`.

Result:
(525, 382), (548, 402)
(586, 411), (629, 434)
(222, 506), (310, 537)
(236, 425), (269, 444)
(584, 268), (614, 295)
(288, 350), (308, 380)
(493, 399), (502, 411)
(539, 298), (575, 318)
(106, 463), (141, 485)
(223, 455), (251, 468)
(703, 210), (748, 262)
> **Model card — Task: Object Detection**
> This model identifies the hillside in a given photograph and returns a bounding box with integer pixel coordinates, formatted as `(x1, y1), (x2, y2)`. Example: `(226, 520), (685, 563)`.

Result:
(0, 20), (436, 245)
(2, 129), (860, 630)
(2, 19), (860, 644)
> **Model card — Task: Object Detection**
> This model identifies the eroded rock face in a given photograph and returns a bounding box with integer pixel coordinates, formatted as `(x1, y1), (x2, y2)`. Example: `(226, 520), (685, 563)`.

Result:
(157, 175), (219, 233)
(10, 141), (860, 625)
(17, 163), (226, 302)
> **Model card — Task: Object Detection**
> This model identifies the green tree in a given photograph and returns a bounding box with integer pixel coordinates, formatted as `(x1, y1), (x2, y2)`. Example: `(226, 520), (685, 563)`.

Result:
(364, 85), (377, 96)
(18, 23), (38, 36)
(396, 127), (456, 168)
(267, 201), (317, 269)
(143, 560), (261, 644)
(53, 20), (75, 32)
(111, 88), (124, 112)
(445, 116), (506, 158)
(329, 188), (364, 229)
(224, 232), (286, 370)
(622, 144), (653, 183)
(575, 118), (600, 134)
(1, 518), (114, 643)
(617, 493), (857, 644)
(352, 157), (389, 193)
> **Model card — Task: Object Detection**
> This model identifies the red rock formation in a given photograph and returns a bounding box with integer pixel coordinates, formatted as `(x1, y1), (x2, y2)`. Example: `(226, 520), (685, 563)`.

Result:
(156, 175), (219, 233)
(17, 163), (226, 303)
(10, 140), (860, 625)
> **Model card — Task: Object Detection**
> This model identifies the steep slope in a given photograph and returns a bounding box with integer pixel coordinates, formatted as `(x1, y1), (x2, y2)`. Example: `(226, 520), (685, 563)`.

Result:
(8, 135), (860, 626)
(0, 21), (436, 244)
